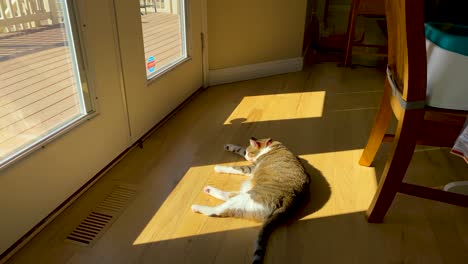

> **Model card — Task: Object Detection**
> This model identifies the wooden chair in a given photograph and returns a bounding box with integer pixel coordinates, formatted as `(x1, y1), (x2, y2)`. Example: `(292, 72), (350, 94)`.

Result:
(344, 0), (387, 67)
(359, 0), (468, 223)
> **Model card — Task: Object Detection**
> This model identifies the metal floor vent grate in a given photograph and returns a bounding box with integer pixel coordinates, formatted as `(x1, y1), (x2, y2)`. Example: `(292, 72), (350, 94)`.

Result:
(65, 184), (137, 246)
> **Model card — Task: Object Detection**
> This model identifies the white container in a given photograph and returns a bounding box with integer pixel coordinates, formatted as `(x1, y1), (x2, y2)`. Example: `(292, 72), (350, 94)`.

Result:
(443, 181), (468, 195)
(425, 23), (468, 111)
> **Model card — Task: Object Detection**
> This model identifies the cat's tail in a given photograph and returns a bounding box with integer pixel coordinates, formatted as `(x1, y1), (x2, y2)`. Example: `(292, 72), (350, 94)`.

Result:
(252, 206), (288, 264)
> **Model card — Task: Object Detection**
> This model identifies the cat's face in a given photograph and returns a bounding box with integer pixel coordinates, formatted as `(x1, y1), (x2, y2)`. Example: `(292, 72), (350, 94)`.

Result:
(245, 137), (273, 162)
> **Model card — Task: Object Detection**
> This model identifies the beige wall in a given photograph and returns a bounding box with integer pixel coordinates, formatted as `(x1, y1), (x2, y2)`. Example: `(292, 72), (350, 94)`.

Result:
(207, 0), (307, 70)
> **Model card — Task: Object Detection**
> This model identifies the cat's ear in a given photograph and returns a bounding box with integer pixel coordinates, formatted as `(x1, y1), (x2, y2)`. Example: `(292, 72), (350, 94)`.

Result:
(250, 137), (260, 148)
(266, 138), (273, 146)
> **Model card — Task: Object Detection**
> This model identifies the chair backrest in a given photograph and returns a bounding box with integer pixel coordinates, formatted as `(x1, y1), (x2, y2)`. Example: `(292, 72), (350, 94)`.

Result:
(385, 0), (427, 102)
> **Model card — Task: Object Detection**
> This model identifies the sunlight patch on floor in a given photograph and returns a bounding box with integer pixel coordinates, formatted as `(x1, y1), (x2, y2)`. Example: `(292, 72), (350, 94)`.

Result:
(133, 149), (378, 245)
(224, 92), (326, 124)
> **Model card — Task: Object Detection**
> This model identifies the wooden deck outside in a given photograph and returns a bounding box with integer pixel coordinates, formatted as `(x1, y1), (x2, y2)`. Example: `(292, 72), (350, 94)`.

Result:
(0, 12), (182, 161)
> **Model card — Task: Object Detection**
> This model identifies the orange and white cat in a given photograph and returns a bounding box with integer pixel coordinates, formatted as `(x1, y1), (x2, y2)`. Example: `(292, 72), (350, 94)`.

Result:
(192, 138), (310, 264)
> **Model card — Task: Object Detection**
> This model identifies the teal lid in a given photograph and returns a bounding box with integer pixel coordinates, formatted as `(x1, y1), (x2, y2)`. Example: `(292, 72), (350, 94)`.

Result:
(425, 22), (468, 56)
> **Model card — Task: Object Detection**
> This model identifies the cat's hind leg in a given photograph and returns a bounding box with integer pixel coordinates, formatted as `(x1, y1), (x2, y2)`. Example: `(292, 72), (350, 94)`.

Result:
(224, 144), (246, 158)
(203, 186), (238, 201)
(192, 193), (268, 220)
(214, 165), (254, 176)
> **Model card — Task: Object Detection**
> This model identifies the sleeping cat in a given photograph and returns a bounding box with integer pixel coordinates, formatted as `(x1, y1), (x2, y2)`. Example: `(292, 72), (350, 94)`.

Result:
(191, 137), (310, 264)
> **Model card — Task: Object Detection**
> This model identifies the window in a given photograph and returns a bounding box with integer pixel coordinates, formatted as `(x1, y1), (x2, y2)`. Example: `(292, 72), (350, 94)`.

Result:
(139, 0), (187, 79)
(0, 0), (92, 167)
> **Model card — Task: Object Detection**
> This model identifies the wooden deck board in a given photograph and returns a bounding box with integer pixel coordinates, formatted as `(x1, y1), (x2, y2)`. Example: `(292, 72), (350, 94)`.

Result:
(0, 103), (81, 158)
(0, 85), (77, 130)
(0, 67), (74, 105)
(0, 12), (183, 161)
(0, 53), (71, 83)
(0, 80), (74, 116)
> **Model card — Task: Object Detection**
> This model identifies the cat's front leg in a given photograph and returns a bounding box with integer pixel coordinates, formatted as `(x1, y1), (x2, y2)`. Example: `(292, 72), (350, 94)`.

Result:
(224, 144), (246, 159)
(214, 165), (255, 176)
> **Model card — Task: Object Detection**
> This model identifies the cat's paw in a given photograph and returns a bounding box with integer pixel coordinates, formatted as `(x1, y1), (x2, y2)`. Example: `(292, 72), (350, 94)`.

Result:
(191, 204), (202, 213)
(203, 186), (213, 194)
(224, 144), (235, 152)
(224, 144), (246, 158)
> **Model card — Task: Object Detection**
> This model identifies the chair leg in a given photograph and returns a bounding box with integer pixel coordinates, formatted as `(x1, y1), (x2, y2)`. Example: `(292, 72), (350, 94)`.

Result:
(366, 109), (424, 223)
(344, 0), (360, 67)
(359, 80), (393, 167)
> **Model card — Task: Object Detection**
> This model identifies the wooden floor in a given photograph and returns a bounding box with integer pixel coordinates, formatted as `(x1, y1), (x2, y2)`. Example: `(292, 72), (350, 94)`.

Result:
(0, 12), (181, 160)
(5, 64), (468, 264)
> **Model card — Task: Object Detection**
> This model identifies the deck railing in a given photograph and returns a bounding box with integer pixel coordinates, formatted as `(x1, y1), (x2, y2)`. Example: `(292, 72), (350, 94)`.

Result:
(0, 0), (60, 32)
(1, 0), (182, 33)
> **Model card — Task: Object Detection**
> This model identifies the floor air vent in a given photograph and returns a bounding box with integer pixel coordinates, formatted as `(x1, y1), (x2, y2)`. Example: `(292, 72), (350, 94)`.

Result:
(65, 212), (113, 245)
(65, 184), (137, 246)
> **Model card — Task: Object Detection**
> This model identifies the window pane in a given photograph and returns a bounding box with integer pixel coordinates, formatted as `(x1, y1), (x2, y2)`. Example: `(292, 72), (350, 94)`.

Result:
(140, 0), (187, 79)
(0, 0), (90, 164)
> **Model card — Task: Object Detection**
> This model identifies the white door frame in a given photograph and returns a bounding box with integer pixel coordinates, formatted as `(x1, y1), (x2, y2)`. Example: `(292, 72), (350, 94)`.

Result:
(201, 0), (209, 88)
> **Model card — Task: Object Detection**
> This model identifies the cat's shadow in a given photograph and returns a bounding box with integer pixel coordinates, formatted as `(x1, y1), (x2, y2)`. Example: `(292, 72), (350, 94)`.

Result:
(291, 157), (331, 222)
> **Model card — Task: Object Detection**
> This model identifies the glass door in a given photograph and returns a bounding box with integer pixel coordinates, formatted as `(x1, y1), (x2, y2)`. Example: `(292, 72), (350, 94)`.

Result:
(114, 0), (204, 140)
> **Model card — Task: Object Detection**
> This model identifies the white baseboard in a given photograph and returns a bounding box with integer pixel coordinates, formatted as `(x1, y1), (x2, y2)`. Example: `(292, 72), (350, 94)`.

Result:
(208, 57), (304, 86)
